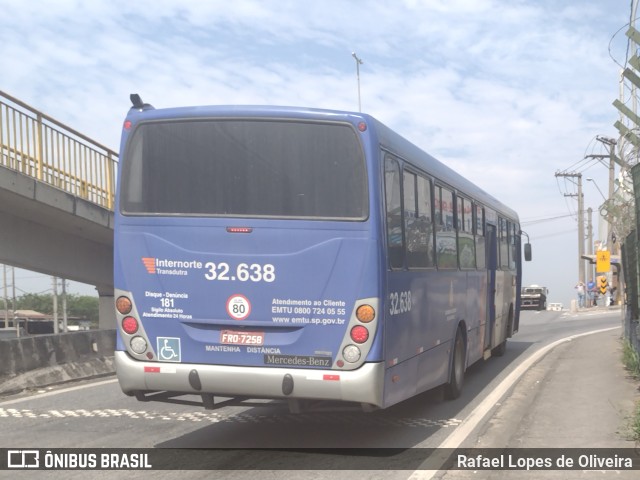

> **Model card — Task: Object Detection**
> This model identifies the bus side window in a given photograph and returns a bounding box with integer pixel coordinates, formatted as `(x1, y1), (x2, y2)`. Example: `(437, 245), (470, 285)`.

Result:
(475, 204), (486, 269)
(499, 217), (509, 269)
(385, 156), (404, 269)
(417, 175), (435, 267)
(457, 196), (475, 269)
(436, 186), (457, 269)
(509, 222), (517, 270)
(404, 172), (434, 268)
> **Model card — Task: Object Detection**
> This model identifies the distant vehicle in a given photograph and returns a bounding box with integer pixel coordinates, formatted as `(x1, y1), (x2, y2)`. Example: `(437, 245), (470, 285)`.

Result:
(521, 285), (548, 311)
(547, 303), (563, 312)
(114, 97), (529, 412)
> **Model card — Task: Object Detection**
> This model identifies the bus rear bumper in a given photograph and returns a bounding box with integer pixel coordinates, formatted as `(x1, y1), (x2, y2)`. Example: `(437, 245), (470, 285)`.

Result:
(115, 350), (385, 408)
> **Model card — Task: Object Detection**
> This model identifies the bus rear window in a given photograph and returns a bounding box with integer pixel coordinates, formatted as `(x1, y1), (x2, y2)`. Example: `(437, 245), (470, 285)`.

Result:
(120, 119), (367, 220)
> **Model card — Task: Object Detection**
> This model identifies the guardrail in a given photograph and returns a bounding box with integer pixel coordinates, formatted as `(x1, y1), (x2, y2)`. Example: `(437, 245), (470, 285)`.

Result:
(0, 329), (116, 394)
(0, 90), (118, 210)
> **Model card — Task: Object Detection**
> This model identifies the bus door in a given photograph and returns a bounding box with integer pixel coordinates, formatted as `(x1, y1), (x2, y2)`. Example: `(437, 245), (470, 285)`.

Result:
(484, 224), (497, 352)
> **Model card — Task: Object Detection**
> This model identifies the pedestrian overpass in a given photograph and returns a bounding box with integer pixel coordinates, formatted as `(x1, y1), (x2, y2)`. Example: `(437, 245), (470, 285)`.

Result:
(0, 90), (116, 328)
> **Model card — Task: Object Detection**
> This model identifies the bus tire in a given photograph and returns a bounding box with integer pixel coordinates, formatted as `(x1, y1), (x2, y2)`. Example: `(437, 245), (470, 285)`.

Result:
(493, 306), (512, 357)
(444, 326), (466, 400)
(492, 339), (507, 357)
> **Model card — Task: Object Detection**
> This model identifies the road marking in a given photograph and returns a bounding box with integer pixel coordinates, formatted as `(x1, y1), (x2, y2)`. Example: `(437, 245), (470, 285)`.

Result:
(407, 326), (621, 480)
(0, 405), (462, 428)
(0, 376), (464, 430)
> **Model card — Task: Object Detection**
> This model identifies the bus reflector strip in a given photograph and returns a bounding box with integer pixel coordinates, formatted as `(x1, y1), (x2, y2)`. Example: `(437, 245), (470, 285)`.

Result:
(323, 375), (340, 381)
(144, 366), (177, 374)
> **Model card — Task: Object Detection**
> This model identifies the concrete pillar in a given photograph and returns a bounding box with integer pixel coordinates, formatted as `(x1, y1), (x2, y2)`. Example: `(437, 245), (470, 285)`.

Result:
(96, 287), (115, 330)
(570, 299), (578, 313)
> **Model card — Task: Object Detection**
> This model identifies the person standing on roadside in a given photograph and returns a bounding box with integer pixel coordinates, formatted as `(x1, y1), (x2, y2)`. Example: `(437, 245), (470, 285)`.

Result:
(575, 281), (586, 308)
(587, 278), (596, 307)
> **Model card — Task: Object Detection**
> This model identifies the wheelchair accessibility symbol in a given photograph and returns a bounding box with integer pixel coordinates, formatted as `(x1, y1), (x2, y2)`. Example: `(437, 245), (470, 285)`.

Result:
(157, 337), (181, 362)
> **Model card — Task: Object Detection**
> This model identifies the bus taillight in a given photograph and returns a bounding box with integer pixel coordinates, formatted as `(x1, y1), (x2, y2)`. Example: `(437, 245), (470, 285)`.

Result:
(342, 345), (361, 363)
(116, 296), (133, 315)
(356, 304), (375, 323)
(350, 325), (369, 343)
(130, 336), (147, 354)
(122, 316), (139, 335)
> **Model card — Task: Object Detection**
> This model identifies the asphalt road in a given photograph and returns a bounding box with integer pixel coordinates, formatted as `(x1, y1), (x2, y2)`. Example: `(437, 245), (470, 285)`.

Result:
(0, 308), (625, 479)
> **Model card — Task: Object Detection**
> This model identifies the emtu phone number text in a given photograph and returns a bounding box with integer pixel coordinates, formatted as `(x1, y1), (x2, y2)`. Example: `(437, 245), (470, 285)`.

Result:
(204, 262), (275, 282)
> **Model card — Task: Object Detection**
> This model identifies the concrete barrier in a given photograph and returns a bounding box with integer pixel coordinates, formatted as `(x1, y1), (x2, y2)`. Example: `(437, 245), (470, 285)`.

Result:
(0, 329), (116, 394)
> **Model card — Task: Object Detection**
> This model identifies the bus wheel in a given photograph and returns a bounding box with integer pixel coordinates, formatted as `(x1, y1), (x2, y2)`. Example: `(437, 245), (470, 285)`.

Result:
(493, 306), (512, 357)
(492, 339), (507, 357)
(444, 327), (465, 400)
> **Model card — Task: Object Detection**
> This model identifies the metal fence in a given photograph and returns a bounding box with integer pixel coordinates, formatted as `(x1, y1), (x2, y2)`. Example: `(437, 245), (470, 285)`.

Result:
(622, 163), (640, 358)
(622, 230), (640, 352)
(0, 90), (118, 209)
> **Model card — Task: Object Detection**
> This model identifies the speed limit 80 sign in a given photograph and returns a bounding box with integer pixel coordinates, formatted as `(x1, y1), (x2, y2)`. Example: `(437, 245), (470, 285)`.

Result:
(226, 294), (251, 320)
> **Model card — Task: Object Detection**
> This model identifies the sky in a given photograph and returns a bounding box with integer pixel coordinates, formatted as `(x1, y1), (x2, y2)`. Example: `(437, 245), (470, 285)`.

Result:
(0, 0), (635, 306)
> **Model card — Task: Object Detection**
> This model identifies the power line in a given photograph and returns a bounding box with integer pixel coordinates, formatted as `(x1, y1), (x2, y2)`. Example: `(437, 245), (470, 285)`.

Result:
(521, 212), (578, 226)
(557, 156), (603, 177)
(607, 6), (639, 69)
(533, 229), (577, 240)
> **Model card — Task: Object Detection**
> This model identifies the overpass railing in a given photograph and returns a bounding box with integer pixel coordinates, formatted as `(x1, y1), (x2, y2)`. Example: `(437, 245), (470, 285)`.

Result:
(0, 90), (118, 210)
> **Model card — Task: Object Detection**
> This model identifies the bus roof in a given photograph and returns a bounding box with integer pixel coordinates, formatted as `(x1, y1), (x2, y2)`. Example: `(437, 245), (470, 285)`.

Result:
(365, 115), (519, 222)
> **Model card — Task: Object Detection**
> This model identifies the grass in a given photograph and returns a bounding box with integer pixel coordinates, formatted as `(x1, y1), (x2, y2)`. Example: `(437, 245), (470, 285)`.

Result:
(632, 401), (640, 442)
(622, 339), (640, 379)
(622, 340), (640, 442)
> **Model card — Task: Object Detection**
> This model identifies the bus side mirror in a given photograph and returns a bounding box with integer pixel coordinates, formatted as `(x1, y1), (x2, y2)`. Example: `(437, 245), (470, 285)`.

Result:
(524, 243), (532, 261)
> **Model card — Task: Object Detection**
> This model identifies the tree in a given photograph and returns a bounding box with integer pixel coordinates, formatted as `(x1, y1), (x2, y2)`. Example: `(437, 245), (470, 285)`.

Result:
(14, 293), (53, 314)
(68, 295), (99, 324)
(14, 293), (99, 325)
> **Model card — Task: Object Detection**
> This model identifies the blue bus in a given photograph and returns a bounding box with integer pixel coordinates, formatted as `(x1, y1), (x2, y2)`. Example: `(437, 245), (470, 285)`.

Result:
(114, 95), (528, 411)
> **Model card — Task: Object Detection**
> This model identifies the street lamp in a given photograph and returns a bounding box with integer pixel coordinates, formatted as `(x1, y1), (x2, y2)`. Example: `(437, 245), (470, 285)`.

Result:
(351, 52), (363, 112)
(586, 178), (606, 201)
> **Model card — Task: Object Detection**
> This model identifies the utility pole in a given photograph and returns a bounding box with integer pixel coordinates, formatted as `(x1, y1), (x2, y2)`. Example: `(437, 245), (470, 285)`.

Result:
(577, 175), (585, 284)
(587, 207), (593, 282)
(52, 276), (59, 334)
(589, 136), (618, 253)
(585, 137), (621, 303)
(555, 171), (585, 283)
(62, 278), (68, 333)
(607, 140), (617, 253)
(12, 267), (18, 337)
(2, 265), (8, 329)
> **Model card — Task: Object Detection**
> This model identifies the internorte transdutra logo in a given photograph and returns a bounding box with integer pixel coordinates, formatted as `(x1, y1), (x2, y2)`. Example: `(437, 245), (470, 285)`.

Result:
(141, 257), (203, 277)
(141, 258), (156, 274)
